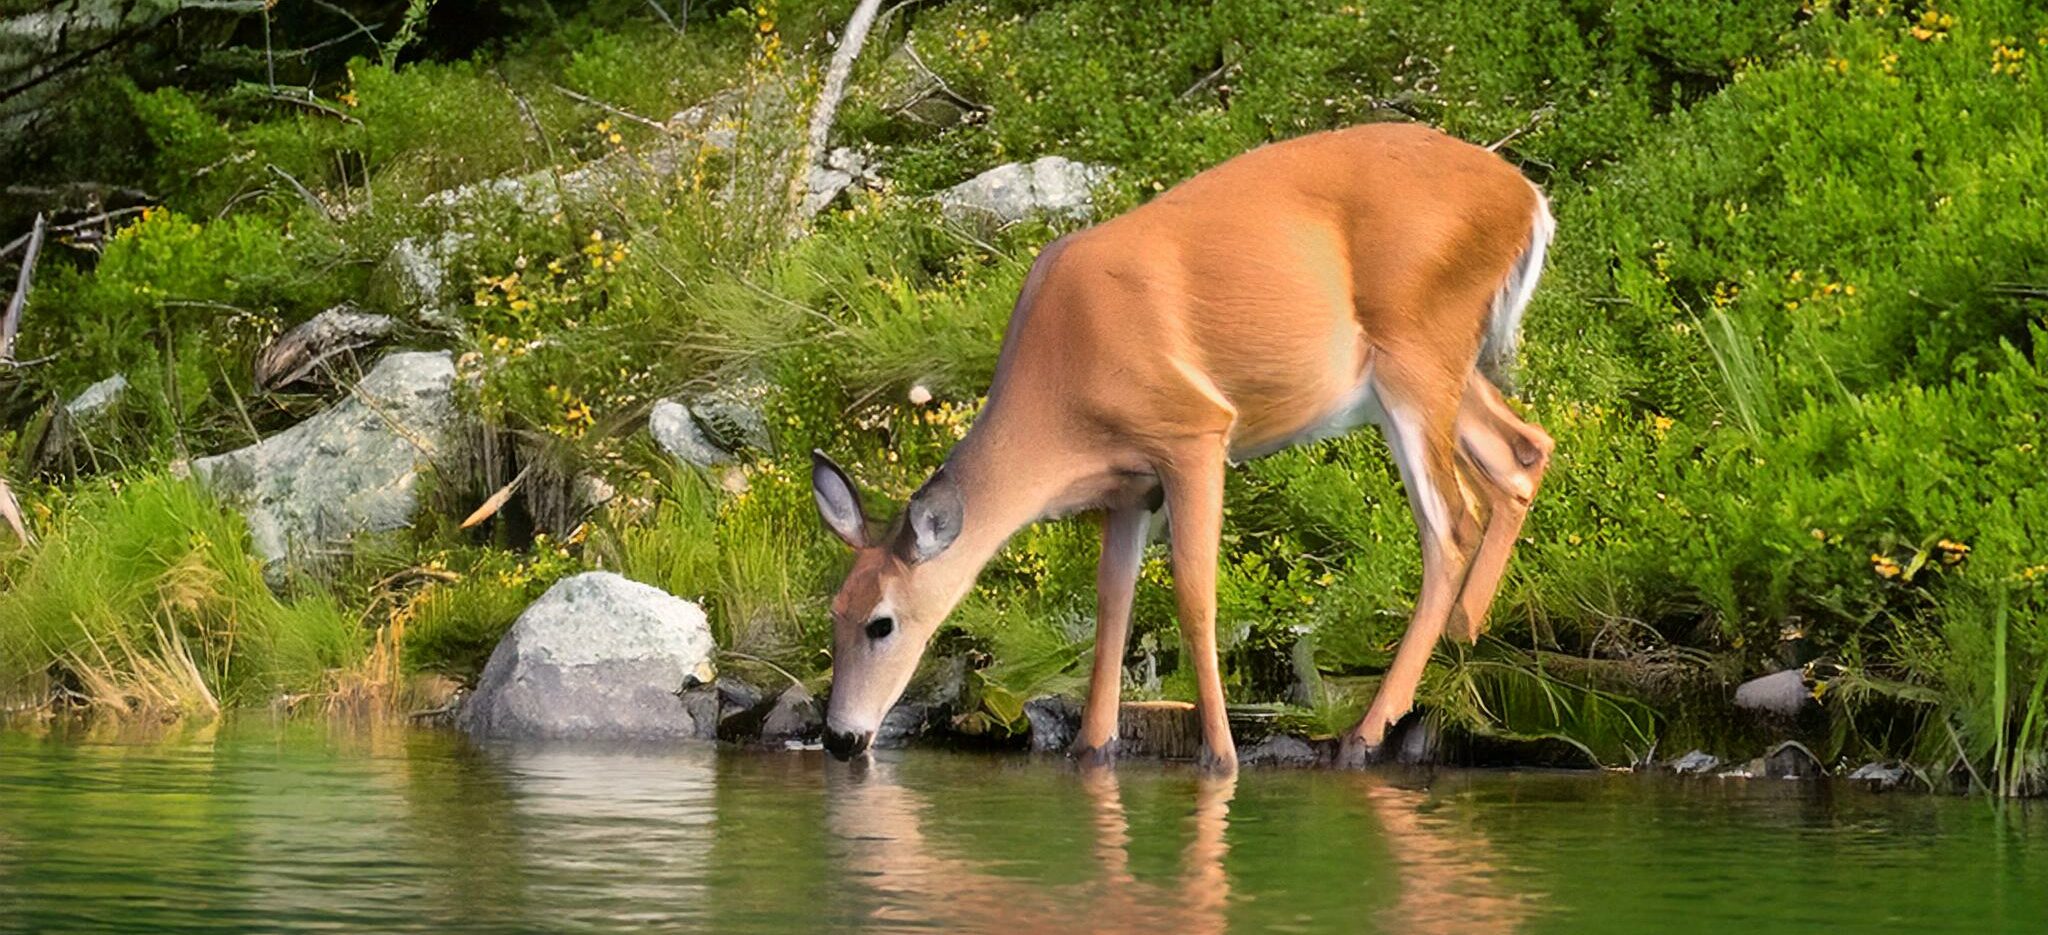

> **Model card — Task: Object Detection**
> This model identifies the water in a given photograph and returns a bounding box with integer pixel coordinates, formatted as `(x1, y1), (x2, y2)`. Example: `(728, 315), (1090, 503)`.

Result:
(1, 723), (2043, 934)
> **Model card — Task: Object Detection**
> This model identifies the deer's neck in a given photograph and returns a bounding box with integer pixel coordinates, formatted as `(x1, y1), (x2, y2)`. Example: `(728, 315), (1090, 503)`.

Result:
(917, 398), (1090, 602)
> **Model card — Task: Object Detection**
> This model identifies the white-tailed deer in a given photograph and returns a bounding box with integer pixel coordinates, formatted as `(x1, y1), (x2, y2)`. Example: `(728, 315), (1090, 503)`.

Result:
(813, 123), (1555, 771)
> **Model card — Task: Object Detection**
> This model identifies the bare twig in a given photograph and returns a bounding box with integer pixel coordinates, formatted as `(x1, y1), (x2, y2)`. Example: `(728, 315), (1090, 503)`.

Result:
(264, 92), (363, 125)
(551, 84), (669, 132)
(1177, 60), (1238, 102)
(1486, 104), (1554, 153)
(720, 651), (805, 690)
(2, 213), (47, 364)
(1990, 282), (2048, 301)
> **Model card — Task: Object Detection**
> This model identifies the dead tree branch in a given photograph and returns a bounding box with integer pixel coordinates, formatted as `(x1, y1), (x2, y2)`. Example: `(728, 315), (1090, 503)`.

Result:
(788, 0), (885, 228)
(550, 84), (669, 132)
(2, 213), (47, 365)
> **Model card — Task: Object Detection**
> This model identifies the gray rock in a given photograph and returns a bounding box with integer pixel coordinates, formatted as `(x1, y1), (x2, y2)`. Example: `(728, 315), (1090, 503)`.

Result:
(371, 231), (475, 326)
(64, 373), (127, 420)
(936, 156), (1113, 225)
(649, 399), (731, 467)
(1847, 761), (1911, 790)
(649, 382), (771, 467)
(1392, 715), (1443, 765)
(1747, 740), (1823, 780)
(254, 305), (398, 391)
(458, 572), (717, 741)
(194, 351), (462, 582)
(1023, 695), (1082, 753)
(1734, 668), (1812, 717)
(1668, 749), (1723, 775)
(803, 147), (882, 217)
(677, 685), (722, 741)
(760, 684), (823, 743)
(876, 703), (931, 749)
(1241, 734), (1318, 767)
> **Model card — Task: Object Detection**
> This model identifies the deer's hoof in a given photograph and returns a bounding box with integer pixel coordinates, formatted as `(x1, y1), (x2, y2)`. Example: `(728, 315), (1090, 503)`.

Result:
(1336, 732), (1386, 770)
(1072, 738), (1118, 769)
(1196, 743), (1239, 776)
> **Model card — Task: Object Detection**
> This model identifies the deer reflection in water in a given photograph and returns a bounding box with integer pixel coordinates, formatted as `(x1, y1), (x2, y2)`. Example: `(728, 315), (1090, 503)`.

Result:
(826, 763), (1535, 935)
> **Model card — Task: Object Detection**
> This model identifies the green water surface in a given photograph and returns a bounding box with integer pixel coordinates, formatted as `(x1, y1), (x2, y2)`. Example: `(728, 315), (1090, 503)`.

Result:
(1, 722), (2042, 933)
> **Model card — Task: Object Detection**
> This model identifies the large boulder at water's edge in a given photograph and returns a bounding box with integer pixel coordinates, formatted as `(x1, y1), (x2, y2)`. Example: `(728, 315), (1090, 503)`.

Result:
(459, 572), (718, 741)
(194, 351), (462, 584)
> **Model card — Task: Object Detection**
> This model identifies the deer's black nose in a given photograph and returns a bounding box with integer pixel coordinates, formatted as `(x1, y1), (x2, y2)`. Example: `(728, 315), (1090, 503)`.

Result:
(823, 728), (873, 761)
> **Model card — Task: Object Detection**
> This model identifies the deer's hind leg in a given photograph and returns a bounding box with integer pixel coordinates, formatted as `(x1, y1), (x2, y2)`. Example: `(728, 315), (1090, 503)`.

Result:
(1445, 374), (1553, 643)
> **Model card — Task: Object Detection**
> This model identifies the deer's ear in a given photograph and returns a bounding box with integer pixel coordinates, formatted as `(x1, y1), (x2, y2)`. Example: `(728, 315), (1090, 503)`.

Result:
(811, 450), (869, 549)
(900, 467), (964, 564)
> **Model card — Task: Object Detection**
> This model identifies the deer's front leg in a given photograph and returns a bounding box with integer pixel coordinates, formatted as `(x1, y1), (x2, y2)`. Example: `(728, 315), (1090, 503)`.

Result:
(1160, 443), (1237, 775)
(1075, 505), (1152, 766)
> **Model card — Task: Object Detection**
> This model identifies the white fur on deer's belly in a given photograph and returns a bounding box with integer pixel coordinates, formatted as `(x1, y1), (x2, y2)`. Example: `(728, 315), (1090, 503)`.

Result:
(1228, 370), (1386, 464)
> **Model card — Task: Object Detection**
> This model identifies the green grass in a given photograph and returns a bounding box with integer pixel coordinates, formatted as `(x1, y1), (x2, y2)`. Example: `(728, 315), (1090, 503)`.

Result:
(0, 475), (359, 716)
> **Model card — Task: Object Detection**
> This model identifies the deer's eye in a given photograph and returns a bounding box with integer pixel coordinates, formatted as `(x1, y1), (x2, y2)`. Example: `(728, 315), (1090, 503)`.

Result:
(865, 616), (895, 640)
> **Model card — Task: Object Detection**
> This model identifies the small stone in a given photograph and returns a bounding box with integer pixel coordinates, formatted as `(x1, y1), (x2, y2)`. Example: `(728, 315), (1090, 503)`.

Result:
(1023, 695), (1081, 753)
(64, 373), (128, 420)
(372, 231), (474, 325)
(1241, 734), (1318, 767)
(1761, 740), (1824, 780)
(876, 703), (931, 748)
(1734, 669), (1812, 717)
(760, 684), (824, 742)
(1847, 761), (1911, 790)
(1668, 749), (1723, 775)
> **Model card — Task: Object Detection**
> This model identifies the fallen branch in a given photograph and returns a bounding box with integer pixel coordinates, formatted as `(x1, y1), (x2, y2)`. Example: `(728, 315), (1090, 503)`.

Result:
(788, 0), (885, 227)
(2, 213), (47, 365)
(551, 84), (669, 132)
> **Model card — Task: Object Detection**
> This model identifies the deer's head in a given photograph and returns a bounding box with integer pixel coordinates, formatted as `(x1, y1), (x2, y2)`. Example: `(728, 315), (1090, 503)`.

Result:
(810, 451), (968, 760)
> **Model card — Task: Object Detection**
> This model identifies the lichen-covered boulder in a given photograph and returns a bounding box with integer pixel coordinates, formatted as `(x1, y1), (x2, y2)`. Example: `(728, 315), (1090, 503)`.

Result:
(936, 156), (1113, 225)
(459, 572), (718, 741)
(193, 351), (461, 582)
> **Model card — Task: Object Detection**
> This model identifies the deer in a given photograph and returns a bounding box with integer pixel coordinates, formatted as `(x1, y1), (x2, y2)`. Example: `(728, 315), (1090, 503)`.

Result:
(811, 122), (1556, 772)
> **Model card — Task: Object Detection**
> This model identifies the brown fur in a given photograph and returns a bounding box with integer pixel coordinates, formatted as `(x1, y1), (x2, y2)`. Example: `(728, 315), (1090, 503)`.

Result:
(817, 123), (1554, 771)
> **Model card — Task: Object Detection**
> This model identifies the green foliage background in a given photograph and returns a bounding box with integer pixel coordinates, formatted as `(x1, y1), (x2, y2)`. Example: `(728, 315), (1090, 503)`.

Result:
(2, 0), (2045, 786)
